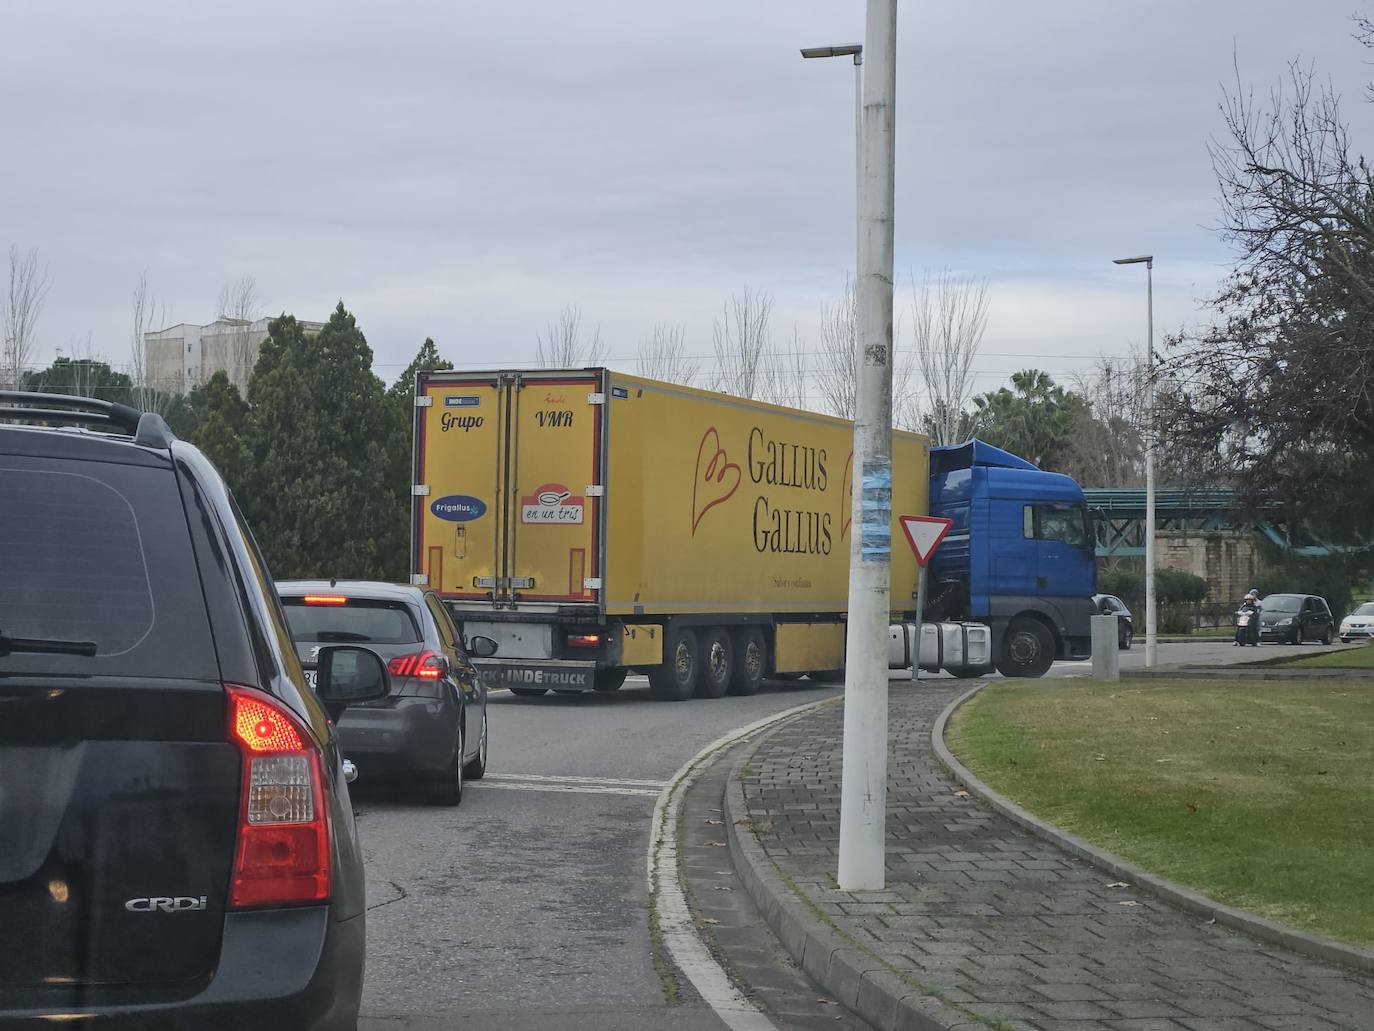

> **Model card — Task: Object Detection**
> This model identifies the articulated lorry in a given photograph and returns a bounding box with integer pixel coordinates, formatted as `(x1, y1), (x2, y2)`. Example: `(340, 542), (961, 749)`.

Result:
(411, 369), (1092, 698)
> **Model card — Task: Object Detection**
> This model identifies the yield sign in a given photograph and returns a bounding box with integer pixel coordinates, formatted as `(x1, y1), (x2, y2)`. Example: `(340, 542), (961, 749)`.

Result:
(899, 515), (953, 567)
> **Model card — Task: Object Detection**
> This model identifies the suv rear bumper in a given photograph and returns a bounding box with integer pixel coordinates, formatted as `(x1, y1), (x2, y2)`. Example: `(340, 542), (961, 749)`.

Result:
(0, 906), (362, 1030)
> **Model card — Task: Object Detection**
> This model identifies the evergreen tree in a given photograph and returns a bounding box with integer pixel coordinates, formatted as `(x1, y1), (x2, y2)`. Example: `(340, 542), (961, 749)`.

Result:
(382, 338), (454, 573)
(187, 371), (252, 496)
(968, 369), (1085, 470)
(245, 305), (395, 580)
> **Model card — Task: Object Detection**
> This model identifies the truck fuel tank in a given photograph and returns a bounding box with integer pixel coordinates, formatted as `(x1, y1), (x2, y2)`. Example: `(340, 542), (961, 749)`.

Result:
(888, 622), (992, 674)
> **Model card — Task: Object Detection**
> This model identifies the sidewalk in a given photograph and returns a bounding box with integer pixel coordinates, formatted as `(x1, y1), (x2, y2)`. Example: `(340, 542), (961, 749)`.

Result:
(726, 684), (1374, 1030)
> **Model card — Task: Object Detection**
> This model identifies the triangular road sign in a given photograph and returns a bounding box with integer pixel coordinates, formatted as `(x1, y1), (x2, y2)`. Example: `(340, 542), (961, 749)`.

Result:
(899, 515), (953, 567)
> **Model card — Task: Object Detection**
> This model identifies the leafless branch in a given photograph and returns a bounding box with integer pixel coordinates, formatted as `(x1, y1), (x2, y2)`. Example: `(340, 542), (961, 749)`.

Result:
(537, 304), (605, 367)
(635, 323), (698, 385)
(909, 269), (989, 445)
(217, 274), (262, 389)
(710, 287), (773, 399)
(130, 271), (168, 412)
(2, 245), (51, 390)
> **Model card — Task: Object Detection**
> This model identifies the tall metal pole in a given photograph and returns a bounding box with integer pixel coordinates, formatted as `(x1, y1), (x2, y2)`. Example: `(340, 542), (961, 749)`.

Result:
(854, 53), (863, 264)
(1144, 259), (1156, 668)
(837, 0), (897, 893)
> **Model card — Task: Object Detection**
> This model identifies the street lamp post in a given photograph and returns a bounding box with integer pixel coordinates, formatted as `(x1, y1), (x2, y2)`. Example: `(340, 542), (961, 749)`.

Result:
(1113, 255), (1156, 668)
(800, 44), (863, 260)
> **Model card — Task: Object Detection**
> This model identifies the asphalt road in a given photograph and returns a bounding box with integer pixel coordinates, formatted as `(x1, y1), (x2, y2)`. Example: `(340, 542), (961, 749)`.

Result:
(355, 636), (1345, 1029)
(354, 678), (845, 1030)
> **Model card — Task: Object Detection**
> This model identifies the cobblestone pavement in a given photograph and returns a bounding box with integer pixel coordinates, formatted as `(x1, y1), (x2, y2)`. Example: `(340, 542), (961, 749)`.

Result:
(738, 684), (1374, 1030)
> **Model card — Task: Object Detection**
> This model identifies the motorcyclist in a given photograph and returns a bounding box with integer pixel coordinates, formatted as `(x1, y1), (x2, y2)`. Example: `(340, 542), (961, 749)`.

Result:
(1235, 589), (1261, 646)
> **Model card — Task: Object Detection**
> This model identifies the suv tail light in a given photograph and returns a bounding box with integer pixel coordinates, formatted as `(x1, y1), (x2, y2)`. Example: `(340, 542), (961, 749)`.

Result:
(388, 651), (444, 680)
(226, 685), (331, 908)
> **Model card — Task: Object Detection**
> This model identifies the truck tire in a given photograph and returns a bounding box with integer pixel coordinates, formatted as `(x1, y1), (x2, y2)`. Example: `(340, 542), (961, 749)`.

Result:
(649, 627), (699, 702)
(729, 628), (766, 696)
(593, 667), (628, 692)
(948, 666), (986, 679)
(696, 628), (732, 699)
(510, 687), (547, 698)
(996, 618), (1055, 678)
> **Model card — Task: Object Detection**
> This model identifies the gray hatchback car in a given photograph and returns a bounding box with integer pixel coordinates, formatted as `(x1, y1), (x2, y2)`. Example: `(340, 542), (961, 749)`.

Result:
(277, 581), (496, 805)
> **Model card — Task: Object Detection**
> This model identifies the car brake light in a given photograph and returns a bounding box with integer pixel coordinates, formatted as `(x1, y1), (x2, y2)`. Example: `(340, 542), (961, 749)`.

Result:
(303, 594), (348, 606)
(226, 685), (330, 908)
(387, 651), (444, 680)
(567, 633), (602, 649)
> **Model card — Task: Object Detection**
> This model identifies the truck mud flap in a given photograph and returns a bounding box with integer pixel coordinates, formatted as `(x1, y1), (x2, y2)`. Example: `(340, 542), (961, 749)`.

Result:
(477, 660), (595, 691)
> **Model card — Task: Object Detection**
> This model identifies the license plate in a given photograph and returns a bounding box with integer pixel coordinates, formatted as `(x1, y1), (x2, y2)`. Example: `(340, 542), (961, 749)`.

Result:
(304, 669), (317, 690)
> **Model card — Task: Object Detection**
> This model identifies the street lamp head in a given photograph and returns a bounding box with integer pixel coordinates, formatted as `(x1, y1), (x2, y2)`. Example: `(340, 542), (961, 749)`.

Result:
(801, 44), (863, 63)
(1113, 255), (1153, 267)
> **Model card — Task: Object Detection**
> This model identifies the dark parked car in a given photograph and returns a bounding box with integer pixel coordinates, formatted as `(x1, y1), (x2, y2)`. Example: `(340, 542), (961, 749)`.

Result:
(1257, 593), (1334, 645)
(0, 392), (387, 1029)
(277, 581), (495, 806)
(1091, 593), (1134, 650)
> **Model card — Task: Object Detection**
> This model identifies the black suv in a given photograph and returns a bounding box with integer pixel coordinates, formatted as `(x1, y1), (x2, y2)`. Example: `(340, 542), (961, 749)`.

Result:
(0, 392), (386, 1029)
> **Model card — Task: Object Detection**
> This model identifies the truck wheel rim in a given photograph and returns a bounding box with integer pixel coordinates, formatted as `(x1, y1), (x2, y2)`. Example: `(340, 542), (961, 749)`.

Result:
(745, 642), (761, 679)
(709, 641), (728, 681)
(676, 643), (692, 680)
(1009, 633), (1040, 665)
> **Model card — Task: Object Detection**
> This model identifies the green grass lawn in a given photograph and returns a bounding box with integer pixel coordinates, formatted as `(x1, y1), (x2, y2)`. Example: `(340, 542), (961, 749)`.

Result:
(947, 678), (1374, 946)
(1275, 643), (1374, 669)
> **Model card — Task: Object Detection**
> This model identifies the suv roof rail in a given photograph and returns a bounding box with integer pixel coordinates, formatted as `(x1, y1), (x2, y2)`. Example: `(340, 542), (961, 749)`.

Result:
(0, 390), (175, 446)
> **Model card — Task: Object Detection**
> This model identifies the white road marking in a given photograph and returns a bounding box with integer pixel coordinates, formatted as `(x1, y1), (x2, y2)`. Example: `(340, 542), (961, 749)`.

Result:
(477, 781), (662, 798)
(648, 697), (838, 1031)
(485, 772), (667, 789)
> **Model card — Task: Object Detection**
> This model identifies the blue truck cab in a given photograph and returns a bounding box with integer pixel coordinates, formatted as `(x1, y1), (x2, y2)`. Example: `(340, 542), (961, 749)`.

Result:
(926, 440), (1096, 677)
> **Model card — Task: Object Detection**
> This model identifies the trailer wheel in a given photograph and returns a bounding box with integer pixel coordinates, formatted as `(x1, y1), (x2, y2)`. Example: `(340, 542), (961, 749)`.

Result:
(593, 668), (628, 692)
(696, 628), (732, 698)
(996, 618), (1055, 678)
(729, 628), (766, 696)
(509, 687), (548, 698)
(649, 627), (699, 702)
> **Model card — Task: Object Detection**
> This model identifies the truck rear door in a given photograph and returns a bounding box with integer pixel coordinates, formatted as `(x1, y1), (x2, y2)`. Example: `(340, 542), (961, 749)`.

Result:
(504, 372), (603, 605)
(0, 451), (238, 1000)
(415, 370), (604, 608)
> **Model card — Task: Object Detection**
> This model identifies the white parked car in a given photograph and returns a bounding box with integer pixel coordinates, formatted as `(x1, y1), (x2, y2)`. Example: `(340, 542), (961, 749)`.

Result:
(1339, 602), (1374, 643)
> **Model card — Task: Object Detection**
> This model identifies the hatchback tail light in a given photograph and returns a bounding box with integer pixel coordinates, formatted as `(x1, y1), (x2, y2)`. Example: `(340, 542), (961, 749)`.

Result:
(387, 651), (444, 680)
(226, 685), (331, 908)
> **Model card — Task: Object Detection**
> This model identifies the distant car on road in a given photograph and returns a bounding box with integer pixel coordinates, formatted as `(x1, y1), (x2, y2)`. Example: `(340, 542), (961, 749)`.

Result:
(1339, 602), (1374, 643)
(1257, 593), (1334, 645)
(278, 581), (496, 806)
(1, 391), (388, 1030)
(1092, 594), (1134, 650)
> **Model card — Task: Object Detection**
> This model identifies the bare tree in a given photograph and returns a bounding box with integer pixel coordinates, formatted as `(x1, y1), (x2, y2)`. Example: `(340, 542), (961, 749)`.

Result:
(635, 323), (698, 385)
(1063, 346), (1150, 486)
(813, 276), (858, 417)
(130, 272), (169, 412)
(909, 269), (990, 445)
(2, 245), (51, 390)
(758, 326), (811, 410)
(814, 275), (918, 426)
(536, 304), (605, 367)
(710, 287), (773, 398)
(216, 274), (263, 389)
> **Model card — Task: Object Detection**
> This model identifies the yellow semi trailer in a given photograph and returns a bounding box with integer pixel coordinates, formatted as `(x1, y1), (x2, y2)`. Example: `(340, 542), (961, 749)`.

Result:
(412, 367), (932, 700)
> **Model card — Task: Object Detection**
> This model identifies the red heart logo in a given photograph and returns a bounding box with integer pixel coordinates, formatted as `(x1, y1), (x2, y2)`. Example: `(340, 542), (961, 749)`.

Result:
(692, 427), (742, 535)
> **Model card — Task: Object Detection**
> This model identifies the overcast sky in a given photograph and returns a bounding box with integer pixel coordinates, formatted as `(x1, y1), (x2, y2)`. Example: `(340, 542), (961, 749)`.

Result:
(4, 1), (1371, 401)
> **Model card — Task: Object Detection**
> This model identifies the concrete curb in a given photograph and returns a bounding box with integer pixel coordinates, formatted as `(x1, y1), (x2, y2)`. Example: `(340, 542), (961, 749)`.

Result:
(933, 683), (1374, 977)
(723, 728), (980, 1031)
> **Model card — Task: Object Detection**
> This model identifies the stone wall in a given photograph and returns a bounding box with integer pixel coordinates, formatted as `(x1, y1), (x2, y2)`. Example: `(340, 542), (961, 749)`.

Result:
(1158, 529), (1262, 612)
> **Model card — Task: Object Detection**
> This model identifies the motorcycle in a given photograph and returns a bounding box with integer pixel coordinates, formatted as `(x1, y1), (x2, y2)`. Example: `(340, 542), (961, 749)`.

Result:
(1234, 607), (1258, 646)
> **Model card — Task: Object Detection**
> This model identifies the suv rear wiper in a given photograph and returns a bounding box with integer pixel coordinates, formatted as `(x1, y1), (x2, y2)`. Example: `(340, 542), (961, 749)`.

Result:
(0, 627), (98, 658)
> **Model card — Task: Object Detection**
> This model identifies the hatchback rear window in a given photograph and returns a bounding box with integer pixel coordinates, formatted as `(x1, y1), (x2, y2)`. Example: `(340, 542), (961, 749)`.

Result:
(281, 598), (421, 644)
(0, 456), (217, 679)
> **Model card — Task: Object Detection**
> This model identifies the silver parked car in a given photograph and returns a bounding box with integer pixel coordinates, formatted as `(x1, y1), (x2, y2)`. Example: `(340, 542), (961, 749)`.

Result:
(277, 581), (496, 806)
(1339, 601), (1374, 643)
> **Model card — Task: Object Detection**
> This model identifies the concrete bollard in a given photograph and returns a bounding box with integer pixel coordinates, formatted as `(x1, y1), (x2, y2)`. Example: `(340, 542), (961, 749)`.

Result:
(1091, 614), (1120, 682)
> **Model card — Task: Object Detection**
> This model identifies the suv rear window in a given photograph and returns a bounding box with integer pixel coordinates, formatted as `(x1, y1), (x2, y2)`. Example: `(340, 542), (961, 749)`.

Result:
(0, 456), (217, 679)
(281, 598), (421, 644)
